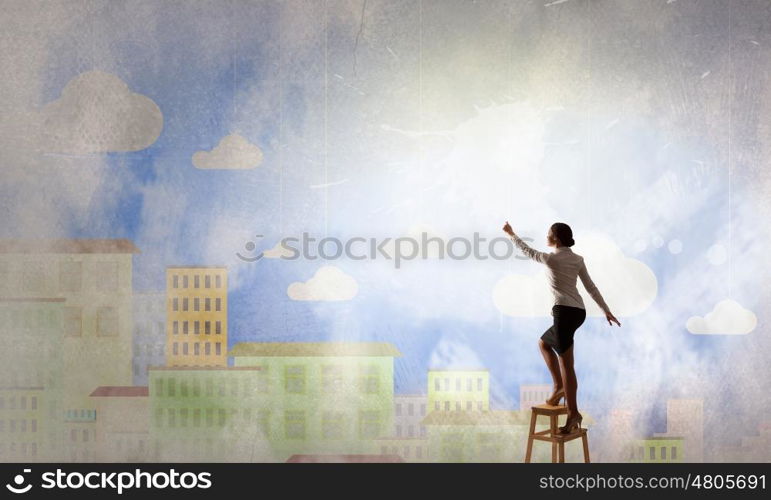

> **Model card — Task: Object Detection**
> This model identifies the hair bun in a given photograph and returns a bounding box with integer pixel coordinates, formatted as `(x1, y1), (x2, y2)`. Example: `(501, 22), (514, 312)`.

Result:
(567, 238), (575, 247)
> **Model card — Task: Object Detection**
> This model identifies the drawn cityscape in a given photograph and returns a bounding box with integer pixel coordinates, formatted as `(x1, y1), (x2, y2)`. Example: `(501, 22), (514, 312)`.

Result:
(0, 238), (767, 463)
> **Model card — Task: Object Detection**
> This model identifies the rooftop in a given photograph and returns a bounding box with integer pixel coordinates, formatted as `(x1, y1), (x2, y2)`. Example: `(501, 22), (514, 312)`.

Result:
(229, 342), (402, 357)
(89, 386), (149, 397)
(0, 239), (140, 254)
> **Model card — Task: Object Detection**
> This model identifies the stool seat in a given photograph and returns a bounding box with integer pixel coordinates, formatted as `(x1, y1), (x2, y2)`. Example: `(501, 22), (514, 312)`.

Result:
(524, 405), (590, 463)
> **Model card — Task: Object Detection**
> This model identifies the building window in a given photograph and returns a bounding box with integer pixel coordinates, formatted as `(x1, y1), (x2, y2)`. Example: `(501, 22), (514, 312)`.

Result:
(59, 261), (82, 292)
(467, 378), (472, 391)
(215, 321), (221, 334)
(183, 275), (189, 288)
(194, 321), (200, 334)
(172, 298), (179, 311)
(477, 378), (483, 391)
(180, 408), (188, 427)
(215, 298), (222, 312)
(408, 403), (414, 416)
(285, 411), (305, 439)
(205, 275), (211, 288)
(215, 275), (222, 288)
(183, 343), (189, 355)
(194, 343), (200, 355)
(168, 408), (176, 427)
(205, 321), (211, 334)
(155, 378), (164, 397)
(194, 298), (200, 311)
(173, 275), (179, 288)
(649, 447), (655, 460)
(661, 446), (667, 460)
(21, 262), (44, 292)
(434, 378), (440, 391)
(456, 378), (461, 391)
(173, 342), (178, 355)
(396, 425), (402, 437)
(396, 403), (402, 416)
(359, 364), (379, 394)
(672, 447), (677, 460)
(173, 321), (179, 335)
(408, 425), (414, 437)
(95, 262), (119, 291)
(64, 307), (82, 336)
(321, 365), (343, 393)
(97, 306), (118, 336)
(358, 410), (381, 439)
(421, 404), (426, 416)
(182, 298), (188, 311)
(285, 365), (306, 394)
(205, 342), (211, 356)
(444, 401), (450, 411)
(434, 401), (440, 410)
(194, 275), (200, 288)
(444, 378), (450, 391)
(322, 411), (344, 440)
(183, 321), (189, 334)
(215, 342), (221, 356)
(205, 298), (211, 311)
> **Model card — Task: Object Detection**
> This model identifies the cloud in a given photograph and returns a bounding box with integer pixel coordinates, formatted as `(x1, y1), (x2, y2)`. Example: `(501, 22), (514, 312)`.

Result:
(39, 70), (163, 154)
(263, 241), (295, 259)
(492, 232), (657, 317)
(686, 299), (757, 335)
(287, 266), (358, 301)
(192, 133), (263, 170)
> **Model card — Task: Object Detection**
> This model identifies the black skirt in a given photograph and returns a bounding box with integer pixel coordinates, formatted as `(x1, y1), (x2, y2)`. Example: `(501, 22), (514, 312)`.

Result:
(541, 304), (586, 355)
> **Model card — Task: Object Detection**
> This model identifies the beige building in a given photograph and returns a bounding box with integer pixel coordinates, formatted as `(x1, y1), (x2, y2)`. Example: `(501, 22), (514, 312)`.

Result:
(166, 267), (227, 367)
(427, 369), (489, 412)
(0, 239), (137, 462)
(89, 386), (150, 462)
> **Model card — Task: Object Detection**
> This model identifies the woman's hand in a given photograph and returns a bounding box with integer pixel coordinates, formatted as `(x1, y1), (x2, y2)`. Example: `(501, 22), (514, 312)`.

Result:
(502, 221), (514, 236)
(605, 311), (621, 327)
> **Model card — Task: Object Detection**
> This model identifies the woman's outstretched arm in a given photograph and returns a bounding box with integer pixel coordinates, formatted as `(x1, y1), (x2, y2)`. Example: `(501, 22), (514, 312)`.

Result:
(578, 260), (621, 326)
(502, 221), (551, 264)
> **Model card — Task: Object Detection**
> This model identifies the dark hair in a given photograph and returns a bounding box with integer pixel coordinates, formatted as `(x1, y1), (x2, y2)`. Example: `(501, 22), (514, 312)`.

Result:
(550, 222), (575, 247)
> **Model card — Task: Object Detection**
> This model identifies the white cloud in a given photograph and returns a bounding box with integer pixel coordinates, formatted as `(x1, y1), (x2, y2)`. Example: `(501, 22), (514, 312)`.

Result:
(263, 240), (295, 259)
(686, 299), (757, 335)
(492, 232), (658, 317)
(707, 243), (727, 265)
(40, 70), (163, 154)
(192, 133), (263, 170)
(287, 266), (358, 301)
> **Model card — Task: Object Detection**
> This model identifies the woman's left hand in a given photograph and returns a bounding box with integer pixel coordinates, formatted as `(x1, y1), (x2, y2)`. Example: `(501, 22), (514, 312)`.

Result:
(503, 221), (514, 235)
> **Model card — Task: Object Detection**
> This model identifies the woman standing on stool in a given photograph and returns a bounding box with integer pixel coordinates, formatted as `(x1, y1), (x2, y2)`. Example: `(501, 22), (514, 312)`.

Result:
(502, 221), (621, 434)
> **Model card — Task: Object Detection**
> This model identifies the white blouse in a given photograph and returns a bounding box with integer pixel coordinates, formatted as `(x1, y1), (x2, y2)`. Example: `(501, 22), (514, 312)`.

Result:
(509, 232), (611, 315)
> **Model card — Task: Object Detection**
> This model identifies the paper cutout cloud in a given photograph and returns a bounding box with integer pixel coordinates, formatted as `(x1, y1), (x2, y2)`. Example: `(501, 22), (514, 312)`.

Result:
(686, 299), (757, 335)
(192, 133), (263, 170)
(287, 266), (358, 301)
(40, 70), (162, 154)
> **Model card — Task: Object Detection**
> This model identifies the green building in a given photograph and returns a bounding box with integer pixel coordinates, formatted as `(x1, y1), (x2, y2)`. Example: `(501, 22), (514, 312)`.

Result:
(630, 437), (684, 463)
(148, 342), (401, 462)
(230, 342), (401, 461)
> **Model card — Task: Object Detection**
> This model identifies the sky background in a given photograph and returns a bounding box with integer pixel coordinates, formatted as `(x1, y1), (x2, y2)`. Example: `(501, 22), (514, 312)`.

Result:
(2, 0), (770, 460)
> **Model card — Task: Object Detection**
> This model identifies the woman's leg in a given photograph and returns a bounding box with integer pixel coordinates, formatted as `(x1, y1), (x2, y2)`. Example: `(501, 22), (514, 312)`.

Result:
(538, 339), (563, 392)
(558, 345), (579, 416)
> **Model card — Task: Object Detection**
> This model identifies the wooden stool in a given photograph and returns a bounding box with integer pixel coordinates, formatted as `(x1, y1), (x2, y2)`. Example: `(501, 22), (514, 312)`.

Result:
(524, 404), (590, 463)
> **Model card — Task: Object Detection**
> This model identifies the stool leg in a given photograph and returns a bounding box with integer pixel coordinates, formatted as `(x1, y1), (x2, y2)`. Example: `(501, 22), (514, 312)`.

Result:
(582, 432), (590, 463)
(558, 441), (565, 463)
(550, 415), (558, 463)
(524, 411), (537, 463)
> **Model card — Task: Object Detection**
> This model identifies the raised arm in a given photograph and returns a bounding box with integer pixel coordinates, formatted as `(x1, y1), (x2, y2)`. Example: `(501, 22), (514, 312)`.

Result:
(508, 232), (551, 265)
(578, 259), (612, 315)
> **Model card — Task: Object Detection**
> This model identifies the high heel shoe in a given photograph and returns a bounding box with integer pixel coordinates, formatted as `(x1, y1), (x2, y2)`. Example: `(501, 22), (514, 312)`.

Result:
(545, 387), (565, 406)
(559, 412), (583, 434)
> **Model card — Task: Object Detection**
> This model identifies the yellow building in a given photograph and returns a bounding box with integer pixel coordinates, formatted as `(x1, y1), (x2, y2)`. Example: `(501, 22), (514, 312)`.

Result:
(166, 267), (227, 367)
(427, 369), (489, 412)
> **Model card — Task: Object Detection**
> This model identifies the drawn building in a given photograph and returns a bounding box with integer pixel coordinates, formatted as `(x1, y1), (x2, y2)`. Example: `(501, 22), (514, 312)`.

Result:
(89, 386), (150, 461)
(166, 267), (227, 367)
(427, 369), (489, 412)
(0, 298), (65, 461)
(0, 239), (137, 461)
